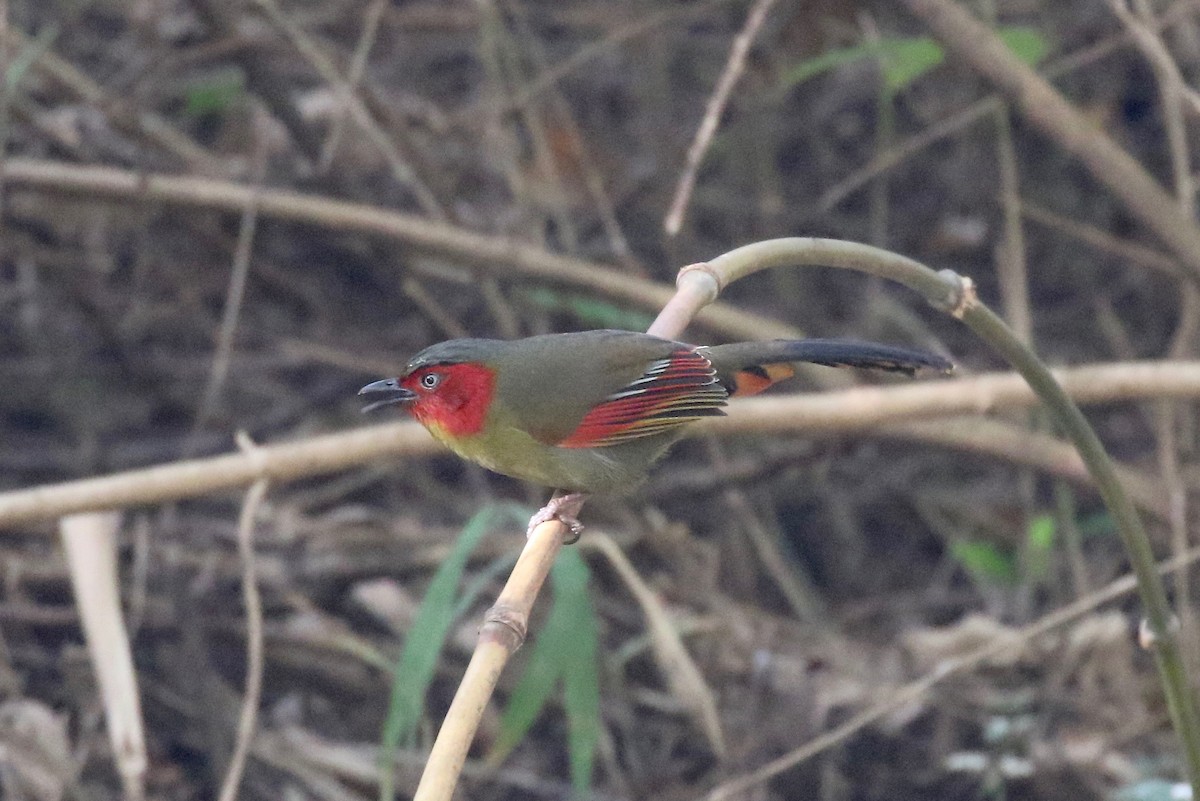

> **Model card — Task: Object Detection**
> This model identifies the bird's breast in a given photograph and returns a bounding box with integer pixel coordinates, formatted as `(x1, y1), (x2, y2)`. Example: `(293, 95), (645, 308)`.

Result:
(426, 415), (682, 493)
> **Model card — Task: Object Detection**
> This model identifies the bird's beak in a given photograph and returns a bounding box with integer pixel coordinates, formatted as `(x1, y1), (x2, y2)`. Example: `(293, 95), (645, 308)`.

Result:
(358, 378), (417, 413)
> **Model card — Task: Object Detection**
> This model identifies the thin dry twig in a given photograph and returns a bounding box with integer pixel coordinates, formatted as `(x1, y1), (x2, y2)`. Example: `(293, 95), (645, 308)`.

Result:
(317, 0), (389, 172)
(662, 0), (779, 236)
(900, 0), (1200, 279)
(858, 11), (890, 247)
(993, 109), (1031, 345)
(186, 126), (267, 456)
(477, 0), (582, 252)
(990, 58), (1039, 616)
(249, 0), (447, 219)
(507, 5), (635, 265)
(1021, 202), (1183, 278)
(704, 544), (1200, 801)
(1109, 0), (1195, 210)
(878, 417), (1167, 519)
(1112, 0), (1200, 123)
(2, 157), (806, 343)
(0, 420), (435, 529)
(481, 0), (737, 122)
(479, 276), (521, 339)
(401, 277), (471, 339)
(2, 29), (234, 176)
(216, 449), (268, 801)
(586, 533), (726, 756)
(1111, 0), (1200, 668)
(704, 438), (825, 621)
(190, 0), (325, 163)
(820, 0), (1200, 212)
(820, 96), (1001, 212)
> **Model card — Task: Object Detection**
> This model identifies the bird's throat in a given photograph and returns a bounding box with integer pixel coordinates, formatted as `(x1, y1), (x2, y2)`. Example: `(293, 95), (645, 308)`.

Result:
(410, 362), (496, 438)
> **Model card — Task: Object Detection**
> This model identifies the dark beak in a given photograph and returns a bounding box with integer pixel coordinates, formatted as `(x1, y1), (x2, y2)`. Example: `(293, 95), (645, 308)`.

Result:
(358, 378), (417, 413)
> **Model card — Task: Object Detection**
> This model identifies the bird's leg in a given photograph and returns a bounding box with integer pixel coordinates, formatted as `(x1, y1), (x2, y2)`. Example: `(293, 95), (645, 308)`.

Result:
(527, 492), (590, 543)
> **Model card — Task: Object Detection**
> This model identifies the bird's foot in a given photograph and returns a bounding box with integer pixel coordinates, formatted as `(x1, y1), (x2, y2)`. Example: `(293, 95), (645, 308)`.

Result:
(527, 492), (590, 543)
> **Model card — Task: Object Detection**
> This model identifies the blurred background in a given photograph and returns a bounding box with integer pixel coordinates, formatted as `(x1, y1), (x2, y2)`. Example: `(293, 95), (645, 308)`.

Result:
(0, 0), (1195, 799)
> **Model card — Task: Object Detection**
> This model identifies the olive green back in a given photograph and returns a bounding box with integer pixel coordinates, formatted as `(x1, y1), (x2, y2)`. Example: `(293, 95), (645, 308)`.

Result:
(488, 330), (680, 444)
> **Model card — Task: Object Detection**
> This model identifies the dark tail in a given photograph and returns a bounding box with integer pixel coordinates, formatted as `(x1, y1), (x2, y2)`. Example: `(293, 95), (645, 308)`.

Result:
(707, 339), (953, 397)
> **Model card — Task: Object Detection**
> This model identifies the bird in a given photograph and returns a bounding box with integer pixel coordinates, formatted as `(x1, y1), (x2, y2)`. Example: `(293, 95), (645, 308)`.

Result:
(360, 329), (952, 537)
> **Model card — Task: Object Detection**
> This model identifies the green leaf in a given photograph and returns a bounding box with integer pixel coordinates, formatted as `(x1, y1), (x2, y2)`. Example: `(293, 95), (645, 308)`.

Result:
(950, 540), (1018, 585)
(378, 504), (527, 801)
(777, 26), (1049, 96)
(555, 551), (600, 794)
(999, 26), (1050, 67)
(1026, 514), (1056, 552)
(1023, 513), (1056, 582)
(881, 37), (944, 93)
(488, 549), (600, 795)
(182, 68), (245, 117)
(487, 602), (568, 765)
(776, 42), (881, 91)
(453, 549), (521, 621)
(519, 287), (656, 331)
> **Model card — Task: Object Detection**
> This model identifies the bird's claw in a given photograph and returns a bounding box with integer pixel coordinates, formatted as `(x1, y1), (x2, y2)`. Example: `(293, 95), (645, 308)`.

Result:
(527, 492), (589, 543)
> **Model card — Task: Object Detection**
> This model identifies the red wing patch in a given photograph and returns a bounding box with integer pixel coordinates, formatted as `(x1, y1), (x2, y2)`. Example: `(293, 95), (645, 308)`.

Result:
(558, 348), (727, 448)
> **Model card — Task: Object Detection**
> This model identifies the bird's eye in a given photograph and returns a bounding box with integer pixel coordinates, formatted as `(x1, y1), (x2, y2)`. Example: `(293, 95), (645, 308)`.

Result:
(420, 373), (441, 390)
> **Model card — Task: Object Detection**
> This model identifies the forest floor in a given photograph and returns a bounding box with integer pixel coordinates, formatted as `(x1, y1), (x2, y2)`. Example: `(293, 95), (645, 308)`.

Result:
(1, 1), (1197, 799)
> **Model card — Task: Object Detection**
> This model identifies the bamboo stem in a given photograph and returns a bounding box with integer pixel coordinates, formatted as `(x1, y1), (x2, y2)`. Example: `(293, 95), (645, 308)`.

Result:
(411, 513), (566, 801)
(696, 237), (1200, 795)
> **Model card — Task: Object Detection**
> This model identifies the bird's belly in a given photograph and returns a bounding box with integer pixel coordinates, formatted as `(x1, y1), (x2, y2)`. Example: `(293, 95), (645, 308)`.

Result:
(432, 422), (678, 493)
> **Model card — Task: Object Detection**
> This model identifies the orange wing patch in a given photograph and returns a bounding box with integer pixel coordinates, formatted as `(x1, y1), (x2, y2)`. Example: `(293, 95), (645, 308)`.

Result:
(729, 363), (795, 397)
(558, 348), (727, 448)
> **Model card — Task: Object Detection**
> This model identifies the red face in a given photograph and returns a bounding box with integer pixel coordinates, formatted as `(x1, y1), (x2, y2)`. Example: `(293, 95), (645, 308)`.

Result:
(399, 363), (496, 437)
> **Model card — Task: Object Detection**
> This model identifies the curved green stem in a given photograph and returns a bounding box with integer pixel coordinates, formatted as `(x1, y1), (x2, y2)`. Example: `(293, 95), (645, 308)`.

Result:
(963, 304), (1200, 788)
(702, 237), (1200, 792)
(709, 238), (965, 310)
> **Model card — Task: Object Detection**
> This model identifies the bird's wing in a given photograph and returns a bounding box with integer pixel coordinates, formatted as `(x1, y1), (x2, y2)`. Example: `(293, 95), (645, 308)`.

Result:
(557, 347), (727, 448)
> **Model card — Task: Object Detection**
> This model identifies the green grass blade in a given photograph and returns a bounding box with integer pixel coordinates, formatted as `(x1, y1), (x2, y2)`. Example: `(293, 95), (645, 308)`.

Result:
(1023, 513), (1056, 583)
(881, 37), (944, 93)
(487, 548), (601, 796)
(486, 608), (567, 765)
(949, 539), (1018, 585)
(555, 550), (601, 795)
(453, 549), (521, 622)
(378, 503), (526, 801)
(182, 67), (246, 117)
(776, 42), (880, 92)
(518, 287), (656, 331)
(999, 26), (1049, 67)
(883, 27), (1045, 92)
(778, 26), (1048, 96)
